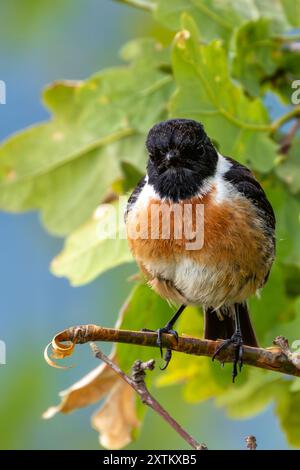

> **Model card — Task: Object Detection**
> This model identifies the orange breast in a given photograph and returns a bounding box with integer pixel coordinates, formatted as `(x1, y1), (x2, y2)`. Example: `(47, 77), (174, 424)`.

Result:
(126, 189), (273, 303)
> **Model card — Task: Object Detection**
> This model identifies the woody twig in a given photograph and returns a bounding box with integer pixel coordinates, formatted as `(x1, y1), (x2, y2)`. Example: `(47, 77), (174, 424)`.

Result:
(45, 324), (300, 378)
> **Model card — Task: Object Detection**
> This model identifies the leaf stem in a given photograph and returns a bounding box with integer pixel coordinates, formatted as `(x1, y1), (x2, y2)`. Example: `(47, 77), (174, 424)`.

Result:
(113, 0), (155, 12)
(90, 343), (206, 450)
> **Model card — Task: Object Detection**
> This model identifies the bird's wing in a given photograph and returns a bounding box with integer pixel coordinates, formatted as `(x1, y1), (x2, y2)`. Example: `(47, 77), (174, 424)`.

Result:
(223, 156), (275, 231)
(124, 175), (146, 222)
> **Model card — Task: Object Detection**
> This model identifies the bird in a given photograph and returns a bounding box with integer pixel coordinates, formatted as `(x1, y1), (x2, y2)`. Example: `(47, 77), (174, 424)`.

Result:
(125, 118), (275, 381)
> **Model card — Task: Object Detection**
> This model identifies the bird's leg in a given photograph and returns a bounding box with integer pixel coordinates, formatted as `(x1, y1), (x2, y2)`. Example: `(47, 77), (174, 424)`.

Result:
(142, 304), (186, 370)
(212, 304), (243, 382)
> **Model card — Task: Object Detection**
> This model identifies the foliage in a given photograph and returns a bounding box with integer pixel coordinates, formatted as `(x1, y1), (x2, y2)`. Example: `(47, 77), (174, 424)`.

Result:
(2, 0), (300, 449)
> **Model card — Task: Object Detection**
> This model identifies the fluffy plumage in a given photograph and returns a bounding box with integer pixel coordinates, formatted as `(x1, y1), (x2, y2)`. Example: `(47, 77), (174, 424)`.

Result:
(125, 118), (275, 348)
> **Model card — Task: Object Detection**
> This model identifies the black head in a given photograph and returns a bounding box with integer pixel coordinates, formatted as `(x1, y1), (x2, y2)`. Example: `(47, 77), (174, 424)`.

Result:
(146, 119), (218, 201)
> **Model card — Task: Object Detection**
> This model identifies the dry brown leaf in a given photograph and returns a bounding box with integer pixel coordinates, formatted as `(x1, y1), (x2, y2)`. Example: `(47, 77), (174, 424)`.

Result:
(43, 350), (141, 449)
(43, 353), (118, 418)
(43, 311), (142, 447)
(92, 380), (140, 449)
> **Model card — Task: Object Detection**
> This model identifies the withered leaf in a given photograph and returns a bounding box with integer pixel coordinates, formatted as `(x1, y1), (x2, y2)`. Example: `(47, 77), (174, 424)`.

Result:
(92, 380), (140, 449)
(43, 351), (140, 449)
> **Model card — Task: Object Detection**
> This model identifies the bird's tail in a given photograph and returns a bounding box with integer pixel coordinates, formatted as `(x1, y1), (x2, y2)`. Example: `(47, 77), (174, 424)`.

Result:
(204, 303), (259, 347)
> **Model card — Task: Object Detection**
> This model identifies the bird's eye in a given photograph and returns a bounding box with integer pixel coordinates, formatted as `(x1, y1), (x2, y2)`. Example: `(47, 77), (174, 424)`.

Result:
(149, 150), (163, 162)
(197, 143), (205, 156)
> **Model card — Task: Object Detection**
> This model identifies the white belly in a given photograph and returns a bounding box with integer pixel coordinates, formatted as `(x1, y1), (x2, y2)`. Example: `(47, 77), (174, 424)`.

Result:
(143, 257), (231, 307)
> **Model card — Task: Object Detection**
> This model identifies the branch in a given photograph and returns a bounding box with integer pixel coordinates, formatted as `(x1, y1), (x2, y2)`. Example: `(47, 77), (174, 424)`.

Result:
(113, 0), (155, 12)
(89, 342), (207, 450)
(275, 33), (300, 43)
(279, 119), (300, 154)
(271, 106), (300, 133)
(45, 324), (300, 378)
(245, 435), (257, 450)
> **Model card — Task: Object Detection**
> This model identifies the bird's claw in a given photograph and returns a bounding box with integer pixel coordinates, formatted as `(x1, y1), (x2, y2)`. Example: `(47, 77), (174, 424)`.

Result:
(157, 327), (178, 356)
(212, 332), (243, 383)
(157, 327), (178, 370)
(160, 348), (172, 370)
(140, 326), (178, 370)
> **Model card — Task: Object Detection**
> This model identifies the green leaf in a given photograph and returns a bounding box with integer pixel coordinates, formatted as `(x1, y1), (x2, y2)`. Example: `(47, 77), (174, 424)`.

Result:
(170, 15), (277, 172)
(232, 19), (277, 96)
(264, 49), (300, 104)
(120, 37), (171, 69)
(284, 268), (300, 298)
(121, 161), (144, 193)
(51, 200), (133, 285)
(216, 369), (283, 418)
(0, 45), (173, 235)
(155, 0), (232, 42)
(242, 131), (278, 173)
(276, 387), (300, 447)
(249, 262), (289, 342)
(270, 184), (300, 268)
(154, 0), (297, 43)
(280, 0), (300, 27)
(276, 139), (300, 194)
(265, 295), (300, 345)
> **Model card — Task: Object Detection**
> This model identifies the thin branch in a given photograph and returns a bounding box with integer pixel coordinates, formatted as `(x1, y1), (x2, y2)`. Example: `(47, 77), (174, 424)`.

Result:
(90, 342), (207, 450)
(245, 435), (257, 450)
(275, 33), (300, 43)
(279, 119), (300, 154)
(273, 336), (300, 368)
(113, 0), (155, 12)
(271, 106), (300, 133)
(47, 324), (300, 378)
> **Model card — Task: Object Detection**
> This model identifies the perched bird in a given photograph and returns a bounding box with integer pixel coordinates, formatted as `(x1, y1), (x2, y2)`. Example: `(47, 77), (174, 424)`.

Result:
(125, 119), (275, 381)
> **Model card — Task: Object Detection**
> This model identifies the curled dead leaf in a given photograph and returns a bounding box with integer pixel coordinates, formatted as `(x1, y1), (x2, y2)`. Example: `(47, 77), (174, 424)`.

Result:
(44, 325), (101, 369)
(43, 330), (75, 369)
(43, 341), (74, 370)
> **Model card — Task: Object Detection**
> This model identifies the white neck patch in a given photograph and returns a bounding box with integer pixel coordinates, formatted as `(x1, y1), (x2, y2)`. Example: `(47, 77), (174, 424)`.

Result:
(215, 153), (234, 203)
(195, 152), (232, 202)
(183, 152), (231, 200)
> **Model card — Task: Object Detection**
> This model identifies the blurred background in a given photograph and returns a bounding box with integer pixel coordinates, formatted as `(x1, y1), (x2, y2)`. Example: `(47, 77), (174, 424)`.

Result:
(0, 0), (290, 449)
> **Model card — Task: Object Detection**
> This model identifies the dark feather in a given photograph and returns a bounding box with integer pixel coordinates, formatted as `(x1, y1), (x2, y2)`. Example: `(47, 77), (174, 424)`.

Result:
(224, 156), (275, 231)
(204, 303), (259, 347)
(125, 176), (146, 221)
